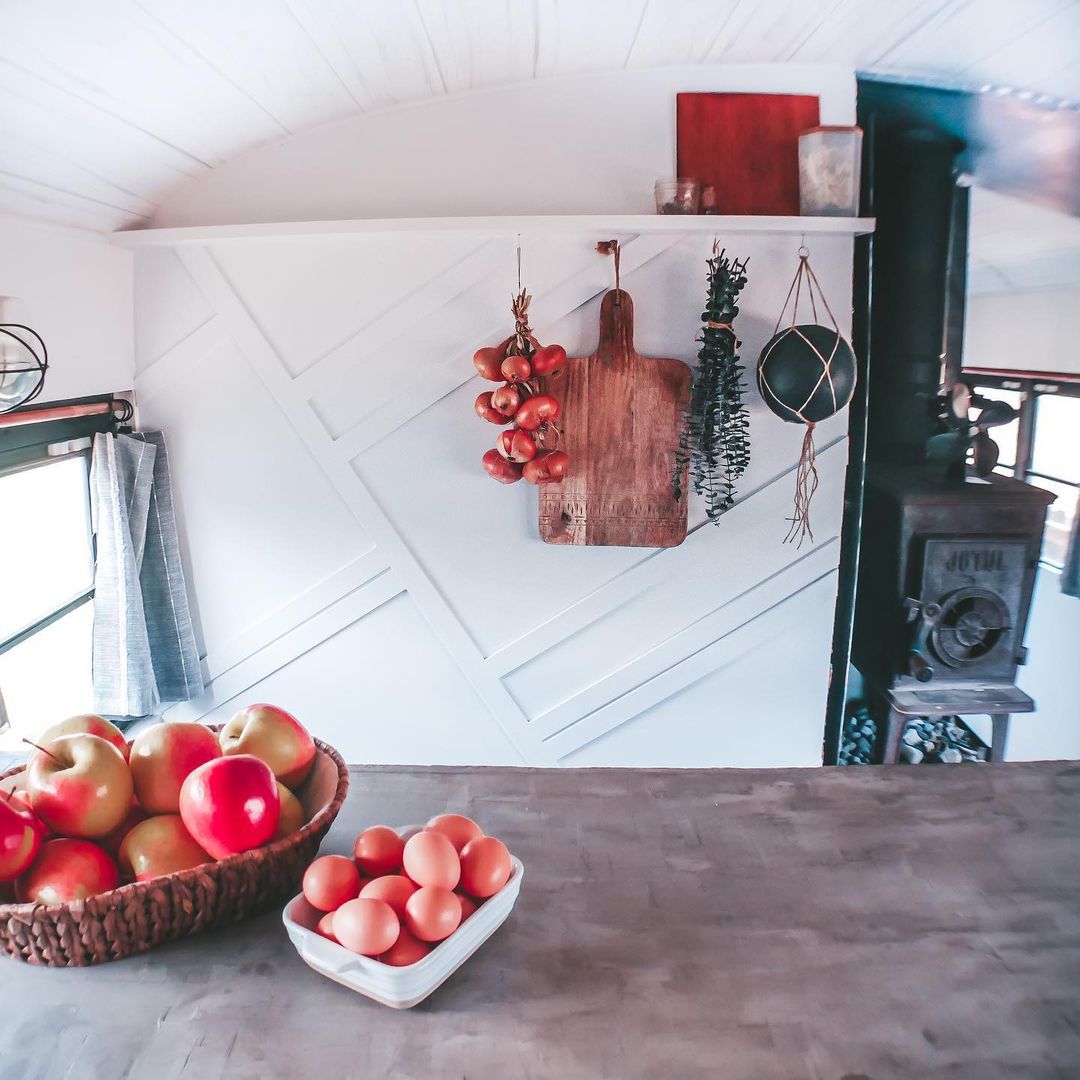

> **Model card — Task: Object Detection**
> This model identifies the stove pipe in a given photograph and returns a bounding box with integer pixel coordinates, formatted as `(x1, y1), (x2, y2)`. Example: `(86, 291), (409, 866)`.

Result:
(867, 128), (959, 465)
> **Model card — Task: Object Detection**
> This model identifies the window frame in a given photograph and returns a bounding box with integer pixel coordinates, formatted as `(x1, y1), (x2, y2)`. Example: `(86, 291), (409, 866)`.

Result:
(963, 368), (1080, 569)
(0, 395), (119, 658)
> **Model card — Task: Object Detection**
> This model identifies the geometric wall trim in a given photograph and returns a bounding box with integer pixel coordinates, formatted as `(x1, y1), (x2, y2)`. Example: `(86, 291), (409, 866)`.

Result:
(135, 228), (856, 767)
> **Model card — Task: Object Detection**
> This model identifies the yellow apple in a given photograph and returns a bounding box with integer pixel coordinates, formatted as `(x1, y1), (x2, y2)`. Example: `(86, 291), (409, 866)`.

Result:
(273, 782), (305, 841)
(129, 722), (221, 814)
(219, 704), (315, 789)
(118, 815), (210, 882)
(27, 734), (133, 838)
(39, 714), (129, 761)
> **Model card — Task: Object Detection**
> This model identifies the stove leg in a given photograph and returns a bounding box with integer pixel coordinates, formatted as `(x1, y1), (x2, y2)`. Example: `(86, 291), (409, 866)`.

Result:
(881, 707), (908, 765)
(990, 714), (1010, 762)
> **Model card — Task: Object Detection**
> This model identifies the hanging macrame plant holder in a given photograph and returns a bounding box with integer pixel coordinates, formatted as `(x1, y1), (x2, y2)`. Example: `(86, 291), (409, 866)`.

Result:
(757, 249), (856, 547)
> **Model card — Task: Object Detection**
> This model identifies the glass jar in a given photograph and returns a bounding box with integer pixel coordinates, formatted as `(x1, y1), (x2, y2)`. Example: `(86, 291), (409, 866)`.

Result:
(798, 127), (862, 217)
(654, 178), (701, 215)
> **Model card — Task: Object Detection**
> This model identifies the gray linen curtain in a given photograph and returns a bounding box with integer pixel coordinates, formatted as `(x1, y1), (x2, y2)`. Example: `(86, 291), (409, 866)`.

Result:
(89, 431), (204, 716)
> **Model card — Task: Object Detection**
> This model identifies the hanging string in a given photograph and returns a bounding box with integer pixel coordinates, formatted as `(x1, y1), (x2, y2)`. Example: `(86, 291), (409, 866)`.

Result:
(703, 238), (735, 335)
(764, 244), (845, 548)
(773, 259), (803, 335)
(784, 422), (819, 547)
(510, 234), (536, 359)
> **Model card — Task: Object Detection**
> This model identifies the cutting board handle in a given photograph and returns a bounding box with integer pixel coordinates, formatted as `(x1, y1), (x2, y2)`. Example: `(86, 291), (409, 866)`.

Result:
(596, 289), (634, 364)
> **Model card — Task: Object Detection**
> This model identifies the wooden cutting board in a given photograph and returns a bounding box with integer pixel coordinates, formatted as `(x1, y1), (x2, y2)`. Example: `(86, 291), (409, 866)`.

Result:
(538, 289), (691, 547)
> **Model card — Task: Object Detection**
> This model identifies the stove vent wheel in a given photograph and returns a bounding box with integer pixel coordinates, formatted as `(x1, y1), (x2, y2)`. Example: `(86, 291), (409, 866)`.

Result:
(927, 586), (1012, 668)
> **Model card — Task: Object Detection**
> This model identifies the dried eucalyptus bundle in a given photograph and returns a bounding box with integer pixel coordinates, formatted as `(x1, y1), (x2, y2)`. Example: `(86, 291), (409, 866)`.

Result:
(674, 246), (751, 520)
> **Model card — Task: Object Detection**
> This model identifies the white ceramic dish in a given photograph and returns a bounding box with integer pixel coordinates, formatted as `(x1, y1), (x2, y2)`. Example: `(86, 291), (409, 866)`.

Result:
(282, 827), (524, 1009)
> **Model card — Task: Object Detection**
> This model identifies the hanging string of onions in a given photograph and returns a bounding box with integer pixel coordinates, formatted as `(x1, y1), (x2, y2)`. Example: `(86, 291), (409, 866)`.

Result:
(473, 289), (570, 486)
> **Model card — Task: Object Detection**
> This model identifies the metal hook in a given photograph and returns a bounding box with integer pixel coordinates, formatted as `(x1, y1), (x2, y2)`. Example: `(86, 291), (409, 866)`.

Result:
(516, 233), (522, 292)
(798, 234), (809, 260)
(596, 239), (621, 301)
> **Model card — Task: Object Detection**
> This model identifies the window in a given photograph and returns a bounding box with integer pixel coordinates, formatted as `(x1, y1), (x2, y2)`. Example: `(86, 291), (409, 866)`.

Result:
(0, 393), (128, 749)
(1028, 394), (1080, 567)
(982, 387), (1021, 473)
(965, 373), (1080, 570)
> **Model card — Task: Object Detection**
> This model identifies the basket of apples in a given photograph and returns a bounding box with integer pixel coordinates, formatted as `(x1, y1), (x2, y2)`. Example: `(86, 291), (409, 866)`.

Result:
(0, 705), (348, 966)
(283, 815), (522, 1008)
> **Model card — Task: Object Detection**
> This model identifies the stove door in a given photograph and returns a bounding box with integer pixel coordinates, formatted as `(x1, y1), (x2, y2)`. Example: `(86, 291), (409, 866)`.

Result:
(918, 538), (1027, 679)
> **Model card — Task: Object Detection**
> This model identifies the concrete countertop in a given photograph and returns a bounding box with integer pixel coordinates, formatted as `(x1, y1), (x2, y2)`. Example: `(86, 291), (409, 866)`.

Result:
(2, 762), (1078, 1079)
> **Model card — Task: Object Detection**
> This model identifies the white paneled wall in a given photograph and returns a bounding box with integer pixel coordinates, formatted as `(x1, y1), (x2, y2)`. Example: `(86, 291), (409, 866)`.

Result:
(0, 217), (133, 403)
(135, 225), (853, 767)
(150, 66), (855, 228)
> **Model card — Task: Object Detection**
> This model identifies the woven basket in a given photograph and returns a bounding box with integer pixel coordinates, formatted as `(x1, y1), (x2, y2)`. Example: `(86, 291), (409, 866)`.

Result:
(0, 733), (349, 967)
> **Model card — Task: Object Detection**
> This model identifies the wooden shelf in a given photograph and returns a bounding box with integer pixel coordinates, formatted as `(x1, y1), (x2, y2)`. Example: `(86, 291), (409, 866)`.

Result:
(111, 214), (875, 247)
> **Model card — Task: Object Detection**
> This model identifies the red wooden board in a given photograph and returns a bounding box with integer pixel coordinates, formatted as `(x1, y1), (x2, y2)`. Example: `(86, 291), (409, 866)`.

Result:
(676, 92), (820, 215)
(538, 289), (691, 547)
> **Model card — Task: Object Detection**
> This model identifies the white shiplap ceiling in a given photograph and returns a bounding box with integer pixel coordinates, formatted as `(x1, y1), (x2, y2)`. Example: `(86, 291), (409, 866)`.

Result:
(969, 184), (1080, 294)
(2, 0), (1078, 233)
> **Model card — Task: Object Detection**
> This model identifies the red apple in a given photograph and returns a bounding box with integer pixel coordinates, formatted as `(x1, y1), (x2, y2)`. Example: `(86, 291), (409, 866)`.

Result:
(273, 782), (305, 840)
(27, 734), (133, 839)
(16, 838), (118, 904)
(129, 722), (221, 814)
(0, 778), (42, 831)
(178, 754), (280, 860)
(119, 815), (210, 882)
(39, 714), (129, 761)
(0, 791), (42, 882)
(219, 704), (315, 790)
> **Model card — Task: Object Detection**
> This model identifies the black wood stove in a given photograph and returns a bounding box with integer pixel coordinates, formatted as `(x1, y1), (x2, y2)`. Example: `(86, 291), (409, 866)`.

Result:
(853, 465), (1054, 762)
(847, 119), (1056, 764)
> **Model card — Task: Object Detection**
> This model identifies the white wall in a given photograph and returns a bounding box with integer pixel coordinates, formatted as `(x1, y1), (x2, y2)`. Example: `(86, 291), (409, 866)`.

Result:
(0, 216), (134, 402)
(1008, 567), (1080, 761)
(966, 286), (1080, 376)
(133, 67), (858, 767)
(150, 65), (854, 226)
